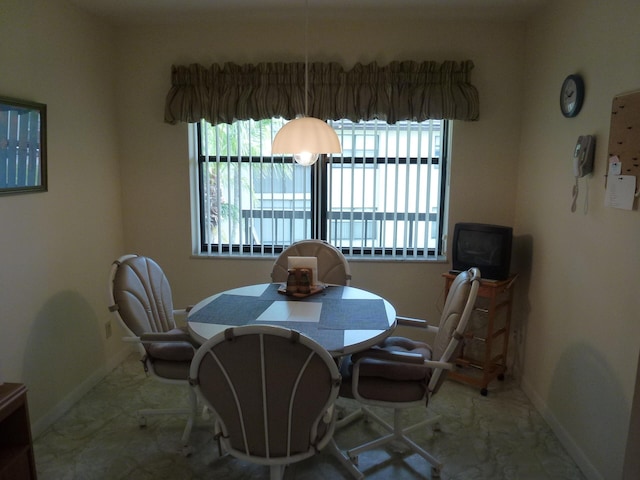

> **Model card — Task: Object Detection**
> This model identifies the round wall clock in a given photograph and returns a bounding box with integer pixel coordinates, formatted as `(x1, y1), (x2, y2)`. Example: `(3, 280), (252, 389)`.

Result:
(560, 74), (585, 118)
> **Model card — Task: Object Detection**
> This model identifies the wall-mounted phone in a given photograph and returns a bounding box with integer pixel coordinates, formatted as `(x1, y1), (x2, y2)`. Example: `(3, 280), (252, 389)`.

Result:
(573, 135), (595, 177)
(571, 134), (596, 213)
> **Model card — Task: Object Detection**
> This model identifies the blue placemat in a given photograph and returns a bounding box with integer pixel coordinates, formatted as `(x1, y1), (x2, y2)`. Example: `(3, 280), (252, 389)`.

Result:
(188, 294), (274, 326)
(319, 299), (388, 330)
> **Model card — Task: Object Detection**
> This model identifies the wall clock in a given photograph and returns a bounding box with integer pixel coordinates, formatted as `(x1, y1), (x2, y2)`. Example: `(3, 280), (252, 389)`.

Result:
(560, 74), (585, 118)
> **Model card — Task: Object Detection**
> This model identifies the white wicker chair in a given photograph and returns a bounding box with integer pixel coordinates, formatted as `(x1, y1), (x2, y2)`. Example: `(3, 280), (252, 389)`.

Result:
(271, 239), (351, 286)
(107, 254), (198, 455)
(338, 267), (481, 477)
(189, 325), (361, 479)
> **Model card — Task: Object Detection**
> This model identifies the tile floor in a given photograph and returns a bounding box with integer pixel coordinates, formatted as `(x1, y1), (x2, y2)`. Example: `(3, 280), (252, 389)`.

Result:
(33, 354), (586, 479)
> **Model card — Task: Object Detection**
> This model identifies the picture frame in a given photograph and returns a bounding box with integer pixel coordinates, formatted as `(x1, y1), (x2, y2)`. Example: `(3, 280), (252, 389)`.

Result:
(0, 96), (47, 195)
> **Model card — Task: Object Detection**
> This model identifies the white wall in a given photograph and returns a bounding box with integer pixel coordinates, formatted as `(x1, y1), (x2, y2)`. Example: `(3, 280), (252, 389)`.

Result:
(0, 0), (126, 432)
(2, 1), (639, 479)
(515, 1), (640, 478)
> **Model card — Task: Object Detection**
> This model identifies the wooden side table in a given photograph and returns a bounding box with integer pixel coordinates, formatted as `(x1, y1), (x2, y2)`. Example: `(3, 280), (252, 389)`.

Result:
(0, 383), (37, 480)
(442, 272), (517, 396)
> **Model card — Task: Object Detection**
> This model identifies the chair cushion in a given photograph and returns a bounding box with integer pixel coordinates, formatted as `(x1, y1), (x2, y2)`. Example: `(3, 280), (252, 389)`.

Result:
(144, 328), (195, 362)
(144, 328), (193, 380)
(339, 336), (433, 403)
(152, 359), (192, 380)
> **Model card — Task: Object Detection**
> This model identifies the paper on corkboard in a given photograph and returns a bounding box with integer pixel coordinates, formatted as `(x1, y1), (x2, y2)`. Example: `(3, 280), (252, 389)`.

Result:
(608, 90), (640, 209)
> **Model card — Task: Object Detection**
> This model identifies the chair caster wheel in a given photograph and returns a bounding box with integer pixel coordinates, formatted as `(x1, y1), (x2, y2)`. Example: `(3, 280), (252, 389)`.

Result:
(182, 445), (193, 457)
(480, 388), (488, 396)
(138, 415), (147, 428)
(349, 454), (359, 466)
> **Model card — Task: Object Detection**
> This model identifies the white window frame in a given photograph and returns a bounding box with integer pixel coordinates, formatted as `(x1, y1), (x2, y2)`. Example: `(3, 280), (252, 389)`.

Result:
(189, 118), (450, 260)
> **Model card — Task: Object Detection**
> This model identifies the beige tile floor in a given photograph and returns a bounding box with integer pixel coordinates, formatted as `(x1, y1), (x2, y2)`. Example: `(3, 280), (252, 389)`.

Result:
(34, 354), (586, 479)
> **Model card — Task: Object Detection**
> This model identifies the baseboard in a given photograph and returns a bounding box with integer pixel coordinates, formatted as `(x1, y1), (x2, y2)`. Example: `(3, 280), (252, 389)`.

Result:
(32, 346), (133, 439)
(520, 376), (604, 480)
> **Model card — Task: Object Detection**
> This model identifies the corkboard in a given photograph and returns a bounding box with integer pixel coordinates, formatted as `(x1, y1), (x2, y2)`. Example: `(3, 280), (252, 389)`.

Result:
(608, 90), (640, 177)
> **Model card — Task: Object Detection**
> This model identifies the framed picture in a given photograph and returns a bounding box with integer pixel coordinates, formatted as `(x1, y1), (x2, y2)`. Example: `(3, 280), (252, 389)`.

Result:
(0, 96), (47, 195)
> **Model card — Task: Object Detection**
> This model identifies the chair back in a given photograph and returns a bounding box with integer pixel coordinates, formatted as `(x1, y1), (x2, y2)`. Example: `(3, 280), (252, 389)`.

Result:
(108, 254), (195, 383)
(108, 254), (177, 337)
(190, 325), (341, 467)
(429, 267), (480, 392)
(271, 239), (351, 285)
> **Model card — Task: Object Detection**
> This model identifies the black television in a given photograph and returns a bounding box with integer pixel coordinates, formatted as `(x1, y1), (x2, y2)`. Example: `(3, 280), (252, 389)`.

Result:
(451, 223), (513, 280)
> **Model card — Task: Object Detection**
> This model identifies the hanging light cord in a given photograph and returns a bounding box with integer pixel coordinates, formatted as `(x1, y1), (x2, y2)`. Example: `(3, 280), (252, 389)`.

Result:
(304, 0), (310, 117)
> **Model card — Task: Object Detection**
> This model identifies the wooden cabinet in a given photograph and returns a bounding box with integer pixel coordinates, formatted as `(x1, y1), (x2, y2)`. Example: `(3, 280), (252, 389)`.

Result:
(443, 272), (516, 396)
(0, 383), (37, 480)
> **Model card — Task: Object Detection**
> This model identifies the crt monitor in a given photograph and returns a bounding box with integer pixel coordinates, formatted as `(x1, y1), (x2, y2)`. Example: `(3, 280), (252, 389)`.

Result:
(451, 223), (513, 280)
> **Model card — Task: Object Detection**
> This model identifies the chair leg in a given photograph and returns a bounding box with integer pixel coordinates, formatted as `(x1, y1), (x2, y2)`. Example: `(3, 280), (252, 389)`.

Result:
(269, 464), (285, 480)
(398, 433), (442, 473)
(335, 406), (364, 430)
(136, 387), (198, 456)
(325, 439), (364, 480)
(180, 388), (198, 456)
(347, 430), (396, 461)
(402, 412), (441, 436)
(346, 407), (443, 474)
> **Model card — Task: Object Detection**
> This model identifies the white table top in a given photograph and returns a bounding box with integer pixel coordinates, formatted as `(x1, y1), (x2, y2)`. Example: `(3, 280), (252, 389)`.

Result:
(187, 283), (396, 356)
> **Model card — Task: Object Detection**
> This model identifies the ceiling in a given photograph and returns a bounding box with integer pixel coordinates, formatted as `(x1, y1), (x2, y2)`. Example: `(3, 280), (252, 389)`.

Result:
(68, 0), (550, 24)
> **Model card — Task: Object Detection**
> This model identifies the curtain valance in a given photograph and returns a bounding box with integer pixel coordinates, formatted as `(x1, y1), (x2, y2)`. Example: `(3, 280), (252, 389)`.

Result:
(164, 60), (479, 125)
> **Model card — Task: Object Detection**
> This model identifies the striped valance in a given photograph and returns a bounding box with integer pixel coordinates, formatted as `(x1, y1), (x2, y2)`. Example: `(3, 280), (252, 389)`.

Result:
(164, 60), (479, 125)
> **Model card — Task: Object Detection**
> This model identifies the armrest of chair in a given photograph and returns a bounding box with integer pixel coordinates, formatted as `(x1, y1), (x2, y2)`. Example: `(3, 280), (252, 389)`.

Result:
(172, 306), (194, 326)
(350, 347), (431, 383)
(423, 359), (455, 371)
(174, 306), (194, 315)
(352, 347), (425, 365)
(122, 336), (141, 344)
(396, 315), (439, 334)
(140, 330), (193, 343)
(140, 329), (198, 361)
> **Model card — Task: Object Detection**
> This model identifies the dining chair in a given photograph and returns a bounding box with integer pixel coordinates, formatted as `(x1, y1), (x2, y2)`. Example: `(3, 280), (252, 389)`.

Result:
(337, 267), (481, 477)
(271, 239), (351, 286)
(107, 254), (198, 455)
(189, 324), (362, 479)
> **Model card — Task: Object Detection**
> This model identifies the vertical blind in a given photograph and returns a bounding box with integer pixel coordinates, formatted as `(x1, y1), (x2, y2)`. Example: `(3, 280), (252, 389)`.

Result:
(326, 119), (444, 259)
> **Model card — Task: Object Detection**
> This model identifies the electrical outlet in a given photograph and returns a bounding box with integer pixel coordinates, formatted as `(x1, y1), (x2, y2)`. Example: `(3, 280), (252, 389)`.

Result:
(105, 320), (112, 339)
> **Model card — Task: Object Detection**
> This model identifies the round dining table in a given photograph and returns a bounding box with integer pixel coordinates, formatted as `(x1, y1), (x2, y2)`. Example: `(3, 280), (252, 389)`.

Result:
(187, 283), (397, 357)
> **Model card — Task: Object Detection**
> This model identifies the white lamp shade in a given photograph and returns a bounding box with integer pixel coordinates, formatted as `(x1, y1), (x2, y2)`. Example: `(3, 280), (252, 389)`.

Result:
(272, 117), (341, 156)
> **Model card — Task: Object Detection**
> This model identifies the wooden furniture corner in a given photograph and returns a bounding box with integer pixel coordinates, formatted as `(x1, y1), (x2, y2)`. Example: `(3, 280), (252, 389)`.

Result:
(0, 383), (37, 480)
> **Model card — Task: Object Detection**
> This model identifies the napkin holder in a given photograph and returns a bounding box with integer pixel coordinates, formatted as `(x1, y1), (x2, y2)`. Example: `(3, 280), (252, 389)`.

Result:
(278, 256), (325, 298)
(287, 256), (318, 286)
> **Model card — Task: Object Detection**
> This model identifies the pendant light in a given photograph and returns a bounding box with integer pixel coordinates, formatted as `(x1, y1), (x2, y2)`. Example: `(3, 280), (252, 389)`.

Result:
(271, 0), (341, 166)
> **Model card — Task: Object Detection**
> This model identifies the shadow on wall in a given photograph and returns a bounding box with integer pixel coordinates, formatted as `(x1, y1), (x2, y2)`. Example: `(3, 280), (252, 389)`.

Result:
(22, 290), (105, 425)
(548, 343), (629, 479)
(510, 234), (533, 381)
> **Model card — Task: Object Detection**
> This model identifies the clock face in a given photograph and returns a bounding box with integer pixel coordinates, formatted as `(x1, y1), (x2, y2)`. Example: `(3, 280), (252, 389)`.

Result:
(560, 74), (584, 117)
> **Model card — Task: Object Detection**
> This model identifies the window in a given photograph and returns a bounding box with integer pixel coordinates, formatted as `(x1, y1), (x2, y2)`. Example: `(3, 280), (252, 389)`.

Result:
(194, 117), (448, 259)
